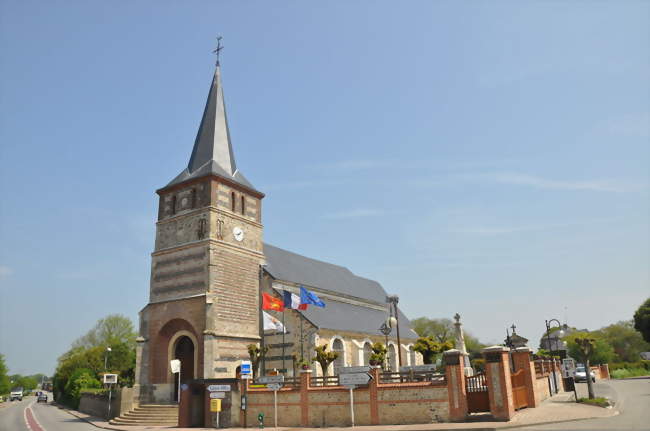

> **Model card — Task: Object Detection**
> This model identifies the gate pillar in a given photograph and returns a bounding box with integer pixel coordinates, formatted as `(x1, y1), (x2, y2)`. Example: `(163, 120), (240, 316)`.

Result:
(512, 347), (539, 407)
(482, 346), (514, 421)
(444, 349), (468, 421)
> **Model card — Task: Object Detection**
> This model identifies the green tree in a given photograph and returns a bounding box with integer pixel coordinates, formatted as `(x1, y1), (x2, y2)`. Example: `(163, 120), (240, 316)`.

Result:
(564, 332), (615, 365)
(413, 336), (453, 364)
(312, 345), (338, 377)
(247, 344), (268, 379)
(0, 354), (10, 395)
(464, 332), (487, 358)
(411, 318), (454, 343)
(594, 320), (650, 362)
(633, 298), (650, 344)
(64, 369), (101, 408)
(72, 314), (136, 350)
(573, 336), (597, 399)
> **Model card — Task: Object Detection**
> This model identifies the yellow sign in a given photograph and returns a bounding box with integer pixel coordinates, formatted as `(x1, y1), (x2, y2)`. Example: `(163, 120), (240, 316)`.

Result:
(210, 398), (222, 412)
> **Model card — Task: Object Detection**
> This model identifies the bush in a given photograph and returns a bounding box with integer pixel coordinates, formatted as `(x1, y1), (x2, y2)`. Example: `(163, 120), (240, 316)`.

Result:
(471, 358), (485, 372)
(611, 368), (650, 379)
(608, 360), (650, 372)
(64, 368), (101, 408)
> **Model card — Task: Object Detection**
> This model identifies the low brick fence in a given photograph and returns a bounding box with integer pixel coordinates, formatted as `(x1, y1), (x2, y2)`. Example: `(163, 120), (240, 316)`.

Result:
(245, 367), (450, 427)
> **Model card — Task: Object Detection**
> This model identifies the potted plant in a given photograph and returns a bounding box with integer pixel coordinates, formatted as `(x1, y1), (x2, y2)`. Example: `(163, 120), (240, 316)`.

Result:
(369, 342), (387, 368)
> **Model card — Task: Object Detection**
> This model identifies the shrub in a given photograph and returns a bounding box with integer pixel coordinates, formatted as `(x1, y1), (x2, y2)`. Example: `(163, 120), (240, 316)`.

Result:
(611, 368), (650, 379)
(471, 358), (485, 372)
(64, 368), (101, 408)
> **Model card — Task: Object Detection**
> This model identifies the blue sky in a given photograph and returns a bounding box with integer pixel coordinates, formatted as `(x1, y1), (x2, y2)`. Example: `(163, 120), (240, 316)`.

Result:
(0, 1), (648, 375)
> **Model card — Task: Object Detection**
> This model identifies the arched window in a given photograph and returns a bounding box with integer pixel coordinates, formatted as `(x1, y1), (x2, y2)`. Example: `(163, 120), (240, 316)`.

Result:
(171, 195), (177, 215)
(388, 344), (397, 371)
(332, 338), (344, 375)
(190, 189), (197, 208)
(231, 192), (236, 212)
(363, 342), (372, 365)
(241, 195), (245, 215)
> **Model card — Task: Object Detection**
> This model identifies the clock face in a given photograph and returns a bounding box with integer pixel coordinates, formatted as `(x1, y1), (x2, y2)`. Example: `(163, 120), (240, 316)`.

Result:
(233, 226), (244, 242)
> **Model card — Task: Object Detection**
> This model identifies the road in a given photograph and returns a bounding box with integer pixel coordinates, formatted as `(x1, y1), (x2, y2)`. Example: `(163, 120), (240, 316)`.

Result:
(519, 377), (650, 430)
(0, 393), (96, 431)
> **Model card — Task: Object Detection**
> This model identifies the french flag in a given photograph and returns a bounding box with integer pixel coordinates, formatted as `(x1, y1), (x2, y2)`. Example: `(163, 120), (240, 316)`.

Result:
(283, 290), (308, 310)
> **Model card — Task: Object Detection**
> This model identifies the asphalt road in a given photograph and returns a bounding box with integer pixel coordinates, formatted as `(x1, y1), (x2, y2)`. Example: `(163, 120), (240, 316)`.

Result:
(519, 377), (650, 430)
(0, 393), (96, 431)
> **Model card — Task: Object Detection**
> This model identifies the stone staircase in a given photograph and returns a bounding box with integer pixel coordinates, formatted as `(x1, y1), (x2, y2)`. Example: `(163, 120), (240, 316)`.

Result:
(110, 404), (179, 426)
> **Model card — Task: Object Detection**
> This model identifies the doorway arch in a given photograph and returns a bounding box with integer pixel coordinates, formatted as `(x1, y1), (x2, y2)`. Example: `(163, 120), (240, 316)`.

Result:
(169, 332), (198, 402)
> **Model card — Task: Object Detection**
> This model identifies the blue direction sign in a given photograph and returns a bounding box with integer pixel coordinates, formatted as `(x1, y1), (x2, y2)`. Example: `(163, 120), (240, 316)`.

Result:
(241, 360), (252, 379)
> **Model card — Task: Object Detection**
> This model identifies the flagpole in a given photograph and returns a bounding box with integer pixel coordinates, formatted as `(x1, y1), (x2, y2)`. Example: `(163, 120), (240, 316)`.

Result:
(300, 315), (304, 362)
(282, 309), (286, 373)
(259, 265), (266, 376)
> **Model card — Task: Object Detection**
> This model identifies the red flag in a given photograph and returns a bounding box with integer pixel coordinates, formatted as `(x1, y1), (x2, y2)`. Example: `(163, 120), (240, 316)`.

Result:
(262, 293), (285, 312)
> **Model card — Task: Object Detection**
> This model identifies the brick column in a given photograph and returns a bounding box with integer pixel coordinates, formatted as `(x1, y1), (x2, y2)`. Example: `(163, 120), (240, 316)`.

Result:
(444, 349), (468, 421)
(299, 369), (311, 427)
(599, 364), (610, 379)
(369, 367), (380, 425)
(482, 346), (514, 421)
(512, 347), (539, 408)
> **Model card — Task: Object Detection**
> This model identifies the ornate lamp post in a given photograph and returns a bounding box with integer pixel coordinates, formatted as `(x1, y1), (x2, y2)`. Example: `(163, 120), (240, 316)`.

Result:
(544, 319), (564, 394)
(386, 295), (402, 368)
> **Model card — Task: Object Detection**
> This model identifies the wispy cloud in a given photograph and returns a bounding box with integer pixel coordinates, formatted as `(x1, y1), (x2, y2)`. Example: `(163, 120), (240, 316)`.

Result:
(474, 172), (642, 193)
(0, 265), (13, 279)
(264, 179), (348, 191)
(322, 209), (386, 220)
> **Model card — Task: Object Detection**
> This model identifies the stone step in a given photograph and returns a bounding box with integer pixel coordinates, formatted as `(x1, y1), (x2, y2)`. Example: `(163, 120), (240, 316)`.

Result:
(110, 419), (178, 426)
(123, 412), (179, 419)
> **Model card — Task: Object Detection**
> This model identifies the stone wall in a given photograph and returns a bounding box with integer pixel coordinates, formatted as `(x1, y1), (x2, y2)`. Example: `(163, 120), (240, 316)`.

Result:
(78, 387), (133, 420)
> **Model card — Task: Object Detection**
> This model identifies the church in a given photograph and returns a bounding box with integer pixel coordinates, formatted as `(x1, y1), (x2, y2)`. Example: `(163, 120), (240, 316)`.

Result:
(133, 61), (422, 405)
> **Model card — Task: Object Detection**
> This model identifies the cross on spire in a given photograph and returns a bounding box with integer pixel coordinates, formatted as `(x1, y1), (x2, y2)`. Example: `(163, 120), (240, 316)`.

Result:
(212, 36), (224, 65)
(510, 323), (517, 334)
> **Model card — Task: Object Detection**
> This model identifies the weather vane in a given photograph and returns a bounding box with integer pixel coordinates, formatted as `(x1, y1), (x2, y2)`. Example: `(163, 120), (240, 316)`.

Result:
(212, 36), (224, 65)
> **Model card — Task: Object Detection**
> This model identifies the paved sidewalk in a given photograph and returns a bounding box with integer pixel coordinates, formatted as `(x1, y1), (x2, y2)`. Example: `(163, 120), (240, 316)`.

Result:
(59, 390), (618, 431)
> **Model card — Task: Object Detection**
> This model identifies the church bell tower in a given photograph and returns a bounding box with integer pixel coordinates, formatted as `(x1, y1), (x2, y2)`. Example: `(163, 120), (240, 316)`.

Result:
(134, 61), (264, 404)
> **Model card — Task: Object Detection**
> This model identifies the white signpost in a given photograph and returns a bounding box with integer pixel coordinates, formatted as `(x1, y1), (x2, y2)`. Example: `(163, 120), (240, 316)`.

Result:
(207, 384), (231, 392)
(240, 360), (252, 380)
(256, 376), (285, 429)
(170, 359), (181, 404)
(209, 392), (226, 399)
(103, 374), (118, 420)
(339, 372), (372, 427)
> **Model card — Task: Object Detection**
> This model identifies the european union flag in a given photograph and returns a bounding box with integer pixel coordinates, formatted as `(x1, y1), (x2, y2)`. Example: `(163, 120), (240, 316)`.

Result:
(300, 286), (325, 308)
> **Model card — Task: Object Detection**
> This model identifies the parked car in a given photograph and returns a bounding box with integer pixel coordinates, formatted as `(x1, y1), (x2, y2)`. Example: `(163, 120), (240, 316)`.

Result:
(37, 393), (48, 403)
(574, 366), (596, 382)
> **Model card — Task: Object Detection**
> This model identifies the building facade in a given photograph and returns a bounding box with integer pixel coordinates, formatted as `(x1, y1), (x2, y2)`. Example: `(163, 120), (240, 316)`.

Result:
(134, 63), (421, 404)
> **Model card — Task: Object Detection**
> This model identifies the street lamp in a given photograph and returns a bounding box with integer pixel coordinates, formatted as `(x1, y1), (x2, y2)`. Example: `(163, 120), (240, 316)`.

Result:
(386, 295), (402, 368)
(104, 347), (112, 370)
(544, 319), (564, 394)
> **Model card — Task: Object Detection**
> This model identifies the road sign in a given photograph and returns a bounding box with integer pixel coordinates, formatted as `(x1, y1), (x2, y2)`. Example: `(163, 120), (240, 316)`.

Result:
(210, 399), (222, 412)
(266, 383), (282, 391)
(102, 374), (118, 384)
(257, 375), (285, 384)
(339, 366), (370, 374)
(339, 372), (372, 387)
(241, 360), (252, 380)
(170, 359), (181, 374)
(561, 358), (576, 378)
(209, 392), (226, 399)
(207, 384), (231, 392)
(399, 364), (437, 373)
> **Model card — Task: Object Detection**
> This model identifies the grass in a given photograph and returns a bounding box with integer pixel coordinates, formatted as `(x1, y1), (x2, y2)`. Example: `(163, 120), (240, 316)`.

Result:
(578, 397), (611, 408)
(611, 367), (650, 379)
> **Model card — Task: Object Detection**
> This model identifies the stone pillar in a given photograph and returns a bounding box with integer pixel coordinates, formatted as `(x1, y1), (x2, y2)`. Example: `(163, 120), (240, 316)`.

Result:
(444, 349), (468, 421)
(482, 346), (514, 421)
(512, 347), (539, 408)
(299, 369), (311, 427)
(133, 336), (148, 405)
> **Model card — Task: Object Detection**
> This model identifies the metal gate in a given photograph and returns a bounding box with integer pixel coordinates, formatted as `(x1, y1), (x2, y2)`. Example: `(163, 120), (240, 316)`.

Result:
(466, 372), (490, 413)
(511, 369), (528, 410)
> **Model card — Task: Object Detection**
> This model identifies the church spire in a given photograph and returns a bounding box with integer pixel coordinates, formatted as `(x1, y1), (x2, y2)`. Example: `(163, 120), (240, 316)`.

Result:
(187, 64), (236, 175)
(165, 60), (258, 192)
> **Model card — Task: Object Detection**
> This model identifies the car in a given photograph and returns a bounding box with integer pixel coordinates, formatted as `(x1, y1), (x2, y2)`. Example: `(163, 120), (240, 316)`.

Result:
(10, 387), (23, 401)
(574, 366), (596, 382)
(37, 393), (48, 403)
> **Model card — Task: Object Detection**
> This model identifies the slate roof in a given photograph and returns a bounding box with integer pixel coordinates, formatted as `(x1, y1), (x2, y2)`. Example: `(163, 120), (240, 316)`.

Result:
(264, 243), (419, 340)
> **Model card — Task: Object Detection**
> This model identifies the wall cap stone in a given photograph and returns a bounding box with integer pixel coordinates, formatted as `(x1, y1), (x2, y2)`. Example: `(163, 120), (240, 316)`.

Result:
(482, 345), (510, 353)
(136, 336), (147, 343)
(300, 369), (313, 374)
(514, 347), (533, 352)
(443, 349), (462, 356)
